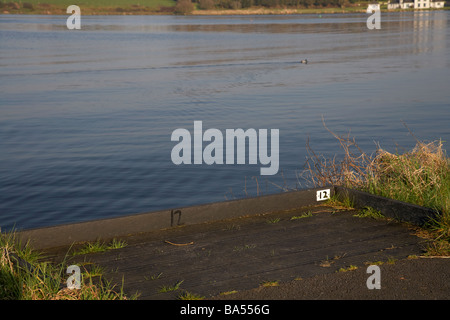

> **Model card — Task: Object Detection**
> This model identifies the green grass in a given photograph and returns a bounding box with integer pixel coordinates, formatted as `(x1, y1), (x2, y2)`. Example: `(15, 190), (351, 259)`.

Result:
(353, 206), (385, 220)
(178, 291), (205, 300)
(337, 265), (358, 272)
(219, 289), (238, 296)
(260, 280), (279, 287)
(364, 140), (450, 251)
(290, 210), (313, 220)
(325, 194), (354, 212)
(72, 238), (127, 256)
(266, 217), (281, 224)
(158, 280), (184, 293)
(365, 141), (450, 216)
(144, 272), (163, 281)
(0, 230), (134, 300)
(2, 0), (175, 8)
(0, 0), (177, 15)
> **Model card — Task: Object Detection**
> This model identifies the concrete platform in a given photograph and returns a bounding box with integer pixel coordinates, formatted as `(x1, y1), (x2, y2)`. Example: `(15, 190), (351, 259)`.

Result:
(212, 256), (450, 300)
(15, 186), (445, 300)
(43, 205), (429, 300)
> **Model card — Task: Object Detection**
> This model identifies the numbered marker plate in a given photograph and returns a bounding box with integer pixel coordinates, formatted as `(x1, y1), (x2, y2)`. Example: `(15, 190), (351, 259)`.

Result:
(316, 189), (331, 201)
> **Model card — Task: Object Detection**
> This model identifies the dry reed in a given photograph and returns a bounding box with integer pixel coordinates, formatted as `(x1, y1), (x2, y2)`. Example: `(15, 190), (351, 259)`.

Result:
(302, 118), (449, 223)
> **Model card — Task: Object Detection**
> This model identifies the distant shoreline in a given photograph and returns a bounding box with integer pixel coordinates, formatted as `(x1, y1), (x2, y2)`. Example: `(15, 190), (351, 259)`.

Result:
(1, 4), (448, 16)
(191, 7), (366, 15)
(191, 7), (450, 16)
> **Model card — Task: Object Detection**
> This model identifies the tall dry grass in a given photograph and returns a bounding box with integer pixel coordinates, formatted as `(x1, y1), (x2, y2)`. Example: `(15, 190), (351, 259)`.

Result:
(302, 118), (450, 247)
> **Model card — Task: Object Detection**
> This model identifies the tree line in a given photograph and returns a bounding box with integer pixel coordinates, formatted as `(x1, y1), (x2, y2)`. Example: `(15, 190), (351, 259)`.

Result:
(175, 0), (367, 13)
(200, 0), (361, 9)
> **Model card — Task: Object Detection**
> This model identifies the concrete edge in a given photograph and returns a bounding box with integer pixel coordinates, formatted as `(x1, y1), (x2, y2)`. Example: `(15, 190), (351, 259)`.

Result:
(13, 185), (438, 250)
(15, 186), (334, 250)
(334, 186), (438, 226)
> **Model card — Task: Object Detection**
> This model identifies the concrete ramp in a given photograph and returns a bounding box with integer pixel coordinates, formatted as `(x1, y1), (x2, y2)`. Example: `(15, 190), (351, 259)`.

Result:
(18, 186), (438, 299)
(44, 205), (426, 299)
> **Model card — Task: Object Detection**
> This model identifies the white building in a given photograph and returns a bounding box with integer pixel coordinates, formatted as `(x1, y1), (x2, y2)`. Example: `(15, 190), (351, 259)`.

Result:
(367, 3), (381, 11)
(387, 0), (445, 9)
(430, 0), (446, 8)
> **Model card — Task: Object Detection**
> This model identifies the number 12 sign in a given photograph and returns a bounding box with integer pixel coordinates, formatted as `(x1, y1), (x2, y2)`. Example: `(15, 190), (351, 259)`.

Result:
(316, 189), (331, 201)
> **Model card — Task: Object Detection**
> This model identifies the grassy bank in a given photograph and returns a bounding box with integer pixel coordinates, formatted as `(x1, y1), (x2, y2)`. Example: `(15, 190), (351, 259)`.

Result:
(303, 119), (450, 255)
(0, 0), (177, 15)
(191, 6), (366, 15)
(0, 1), (361, 15)
(0, 232), (134, 300)
(2, 1), (447, 15)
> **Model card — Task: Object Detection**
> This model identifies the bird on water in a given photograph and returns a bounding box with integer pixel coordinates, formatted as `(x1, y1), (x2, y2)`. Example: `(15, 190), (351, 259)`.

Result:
(300, 59), (308, 64)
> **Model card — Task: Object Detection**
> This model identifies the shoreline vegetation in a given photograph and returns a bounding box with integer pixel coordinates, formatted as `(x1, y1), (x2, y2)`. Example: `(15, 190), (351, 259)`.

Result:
(302, 120), (449, 256)
(0, 0), (448, 16)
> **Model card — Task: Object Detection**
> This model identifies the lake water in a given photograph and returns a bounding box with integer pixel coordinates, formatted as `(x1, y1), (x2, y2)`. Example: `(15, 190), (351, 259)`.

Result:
(1, 11), (449, 231)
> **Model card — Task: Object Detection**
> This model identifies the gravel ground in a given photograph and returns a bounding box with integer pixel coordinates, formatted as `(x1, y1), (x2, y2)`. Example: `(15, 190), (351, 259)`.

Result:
(211, 257), (450, 300)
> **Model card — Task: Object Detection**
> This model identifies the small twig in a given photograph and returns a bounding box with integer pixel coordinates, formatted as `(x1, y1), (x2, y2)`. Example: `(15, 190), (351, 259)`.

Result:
(164, 240), (194, 246)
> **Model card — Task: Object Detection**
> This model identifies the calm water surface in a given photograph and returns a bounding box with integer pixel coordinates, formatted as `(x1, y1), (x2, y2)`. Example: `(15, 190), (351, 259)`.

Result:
(1, 12), (449, 231)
